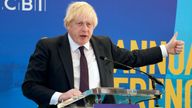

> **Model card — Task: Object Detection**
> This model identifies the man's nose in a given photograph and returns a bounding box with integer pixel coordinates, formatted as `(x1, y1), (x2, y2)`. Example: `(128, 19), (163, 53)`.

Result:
(81, 23), (89, 31)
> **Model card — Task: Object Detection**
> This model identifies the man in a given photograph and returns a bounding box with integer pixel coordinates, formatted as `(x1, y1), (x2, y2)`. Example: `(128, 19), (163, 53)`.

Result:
(22, 1), (184, 108)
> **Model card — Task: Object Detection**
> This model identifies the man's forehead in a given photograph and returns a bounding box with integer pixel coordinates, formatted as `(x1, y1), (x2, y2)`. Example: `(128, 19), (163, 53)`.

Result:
(73, 15), (93, 22)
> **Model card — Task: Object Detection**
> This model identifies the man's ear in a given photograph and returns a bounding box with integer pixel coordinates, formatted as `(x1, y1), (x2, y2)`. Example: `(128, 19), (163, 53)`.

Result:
(66, 23), (71, 30)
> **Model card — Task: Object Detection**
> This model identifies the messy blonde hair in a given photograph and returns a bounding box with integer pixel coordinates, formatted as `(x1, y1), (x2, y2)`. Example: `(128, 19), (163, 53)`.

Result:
(64, 1), (98, 28)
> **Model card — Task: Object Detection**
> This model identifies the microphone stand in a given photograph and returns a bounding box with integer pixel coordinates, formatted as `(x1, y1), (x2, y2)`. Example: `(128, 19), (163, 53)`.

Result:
(151, 80), (160, 107)
(100, 56), (164, 107)
(115, 60), (162, 107)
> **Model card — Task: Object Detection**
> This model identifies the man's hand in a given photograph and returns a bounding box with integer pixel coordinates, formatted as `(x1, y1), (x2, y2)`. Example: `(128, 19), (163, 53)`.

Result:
(58, 89), (82, 102)
(165, 32), (184, 55)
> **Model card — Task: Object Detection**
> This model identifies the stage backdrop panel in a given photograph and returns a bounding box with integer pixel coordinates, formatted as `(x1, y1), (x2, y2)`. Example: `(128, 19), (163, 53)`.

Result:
(0, 0), (191, 108)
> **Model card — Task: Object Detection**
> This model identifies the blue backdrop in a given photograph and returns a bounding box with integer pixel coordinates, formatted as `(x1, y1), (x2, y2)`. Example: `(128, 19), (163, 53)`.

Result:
(0, 0), (191, 107)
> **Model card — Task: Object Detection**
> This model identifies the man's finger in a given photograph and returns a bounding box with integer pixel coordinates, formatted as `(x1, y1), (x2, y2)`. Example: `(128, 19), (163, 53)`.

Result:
(171, 32), (178, 41)
(175, 48), (183, 54)
(176, 45), (183, 49)
(176, 40), (184, 45)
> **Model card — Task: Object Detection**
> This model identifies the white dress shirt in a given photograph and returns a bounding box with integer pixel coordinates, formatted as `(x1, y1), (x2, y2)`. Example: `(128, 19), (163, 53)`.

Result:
(68, 34), (101, 90)
(50, 34), (100, 105)
(49, 35), (168, 105)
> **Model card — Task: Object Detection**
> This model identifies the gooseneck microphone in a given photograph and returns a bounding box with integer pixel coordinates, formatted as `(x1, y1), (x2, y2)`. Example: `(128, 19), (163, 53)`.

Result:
(99, 56), (164, 88)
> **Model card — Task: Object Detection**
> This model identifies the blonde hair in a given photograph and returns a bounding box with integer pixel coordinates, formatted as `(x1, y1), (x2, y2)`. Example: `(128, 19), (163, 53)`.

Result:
(64, 1), (98, 28)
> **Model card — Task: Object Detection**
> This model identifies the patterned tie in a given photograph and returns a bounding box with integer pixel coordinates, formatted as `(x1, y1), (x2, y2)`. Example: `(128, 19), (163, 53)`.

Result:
(79, 46), (89, 92)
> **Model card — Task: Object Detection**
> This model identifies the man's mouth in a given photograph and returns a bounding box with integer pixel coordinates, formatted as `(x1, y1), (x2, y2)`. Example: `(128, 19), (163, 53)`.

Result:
(80, 35), (87, 37)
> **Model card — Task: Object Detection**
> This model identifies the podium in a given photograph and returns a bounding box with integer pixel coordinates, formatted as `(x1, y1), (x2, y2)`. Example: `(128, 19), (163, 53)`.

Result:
(57, 87), (161, 108)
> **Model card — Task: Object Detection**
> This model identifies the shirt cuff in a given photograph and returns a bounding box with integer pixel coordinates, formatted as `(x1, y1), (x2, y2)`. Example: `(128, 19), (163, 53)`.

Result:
(49, 92), (62, 105)
(160, 45), (168, 57)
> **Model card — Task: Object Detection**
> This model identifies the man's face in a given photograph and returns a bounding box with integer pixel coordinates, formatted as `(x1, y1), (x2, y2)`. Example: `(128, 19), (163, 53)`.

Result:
(67, 15), (94, 46)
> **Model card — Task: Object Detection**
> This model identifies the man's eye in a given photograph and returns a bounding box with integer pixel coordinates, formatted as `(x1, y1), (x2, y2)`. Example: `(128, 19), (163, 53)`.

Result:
(87, 23), (91, 26)
(86, 23), (92, 27)
(78, 22), (83, 26)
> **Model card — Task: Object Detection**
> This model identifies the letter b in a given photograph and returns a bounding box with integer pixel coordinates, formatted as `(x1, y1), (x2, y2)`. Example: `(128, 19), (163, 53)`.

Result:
(22, 0), (33, 11)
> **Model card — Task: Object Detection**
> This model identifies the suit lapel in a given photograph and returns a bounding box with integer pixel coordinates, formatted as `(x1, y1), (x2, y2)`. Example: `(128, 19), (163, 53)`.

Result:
(57, 34), (74, 88)
(90, 37), (106, 87)
(57, 35), (108, 88)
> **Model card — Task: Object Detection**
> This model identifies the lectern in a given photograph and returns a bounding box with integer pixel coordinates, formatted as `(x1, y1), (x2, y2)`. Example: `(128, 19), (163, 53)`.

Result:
(57, 87), (161, 108)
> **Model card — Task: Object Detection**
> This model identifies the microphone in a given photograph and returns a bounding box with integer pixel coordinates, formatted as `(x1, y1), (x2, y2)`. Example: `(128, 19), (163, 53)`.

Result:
(100, 56), (164, 88)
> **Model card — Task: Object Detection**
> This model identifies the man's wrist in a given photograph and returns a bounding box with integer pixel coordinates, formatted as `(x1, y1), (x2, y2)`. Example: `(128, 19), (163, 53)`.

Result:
(160, 45), (168, 57)
(50, 92), (63, 105)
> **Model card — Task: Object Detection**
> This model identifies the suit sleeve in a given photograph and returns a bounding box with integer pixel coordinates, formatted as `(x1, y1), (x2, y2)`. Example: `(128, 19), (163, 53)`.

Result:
(22, 39), (55, 105)
(108, 38), (163, 69)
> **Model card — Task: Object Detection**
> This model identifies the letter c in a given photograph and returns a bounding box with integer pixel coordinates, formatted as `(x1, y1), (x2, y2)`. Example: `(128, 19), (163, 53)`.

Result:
(4, 0), (16, 10)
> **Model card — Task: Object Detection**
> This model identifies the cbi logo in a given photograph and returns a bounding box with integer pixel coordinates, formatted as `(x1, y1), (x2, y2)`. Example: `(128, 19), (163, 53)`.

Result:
(1, 0), (46, 12)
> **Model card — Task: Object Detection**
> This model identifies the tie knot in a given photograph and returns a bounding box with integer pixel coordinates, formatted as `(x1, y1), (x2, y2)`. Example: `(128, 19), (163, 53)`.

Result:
(79, 46), (85, 54)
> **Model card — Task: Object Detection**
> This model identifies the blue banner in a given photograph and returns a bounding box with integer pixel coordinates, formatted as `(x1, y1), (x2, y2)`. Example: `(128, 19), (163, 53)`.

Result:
(0, 0), (191, 107)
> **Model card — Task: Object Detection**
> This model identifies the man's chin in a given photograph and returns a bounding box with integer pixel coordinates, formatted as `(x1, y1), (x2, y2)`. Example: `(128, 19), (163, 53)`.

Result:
(77, 41), (87, 46)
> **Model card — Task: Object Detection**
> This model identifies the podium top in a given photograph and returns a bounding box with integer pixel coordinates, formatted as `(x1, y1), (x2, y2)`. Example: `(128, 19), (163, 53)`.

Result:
(57, 87), (161, 108)
(89, 87), (160, 95)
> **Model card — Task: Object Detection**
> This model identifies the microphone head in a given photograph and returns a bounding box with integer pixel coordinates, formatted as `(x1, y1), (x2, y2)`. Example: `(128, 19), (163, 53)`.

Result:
(100, 56), (112, 62)
(99, 56), (106, 60)
(100, 56), (105, 60)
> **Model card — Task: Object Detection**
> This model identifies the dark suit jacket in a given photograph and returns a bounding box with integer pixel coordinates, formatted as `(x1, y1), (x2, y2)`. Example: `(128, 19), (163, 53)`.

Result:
(22, 33), (162, 107)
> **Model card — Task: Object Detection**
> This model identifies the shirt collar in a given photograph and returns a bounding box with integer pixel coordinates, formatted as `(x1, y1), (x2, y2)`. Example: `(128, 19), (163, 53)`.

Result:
(68, 33), (90, 52)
